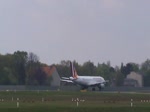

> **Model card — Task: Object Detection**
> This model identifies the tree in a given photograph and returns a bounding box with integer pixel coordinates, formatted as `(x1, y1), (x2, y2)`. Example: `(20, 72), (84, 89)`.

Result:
(96, 63), (112, 79)
(121, 63), (135, 77)
(115, 70), (124, 86)
(141, 59), (150, 86)
(27, 52), (39, 64)
(141, 59), (150, 74)
(81, 61), (96, 76)
(0, 54), (18, 85)
(13, 51), (28, 85)
(26, 52), (40, 85)
(56, 60), (70, 77)
(130, 63), (139, 72)
(96, 62), (116, 86)
(34, 67), (47, 85)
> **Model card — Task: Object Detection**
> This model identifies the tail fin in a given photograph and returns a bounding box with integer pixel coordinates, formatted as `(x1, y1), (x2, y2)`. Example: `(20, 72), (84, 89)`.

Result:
(70, 62), (78, 79)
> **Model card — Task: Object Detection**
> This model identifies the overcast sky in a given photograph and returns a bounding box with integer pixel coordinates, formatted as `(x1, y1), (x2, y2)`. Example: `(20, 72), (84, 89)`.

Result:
(0, 0), (150, 66)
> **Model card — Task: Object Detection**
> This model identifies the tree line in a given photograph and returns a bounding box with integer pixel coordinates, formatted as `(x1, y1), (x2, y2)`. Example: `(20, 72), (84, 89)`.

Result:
(0, 51), (50, 85)
(0, 51), (150, 86)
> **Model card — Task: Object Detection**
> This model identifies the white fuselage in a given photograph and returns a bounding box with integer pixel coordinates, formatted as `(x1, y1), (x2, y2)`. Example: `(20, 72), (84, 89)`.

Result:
(69, 76), (105, 87)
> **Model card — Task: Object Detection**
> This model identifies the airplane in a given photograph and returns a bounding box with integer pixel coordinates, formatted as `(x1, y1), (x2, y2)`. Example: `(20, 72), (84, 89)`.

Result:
(60, 61), (107, 91)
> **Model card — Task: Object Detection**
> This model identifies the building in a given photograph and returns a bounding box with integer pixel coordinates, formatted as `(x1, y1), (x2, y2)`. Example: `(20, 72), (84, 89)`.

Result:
(124, 72), (143, 87)
(43, 65), (60, 87)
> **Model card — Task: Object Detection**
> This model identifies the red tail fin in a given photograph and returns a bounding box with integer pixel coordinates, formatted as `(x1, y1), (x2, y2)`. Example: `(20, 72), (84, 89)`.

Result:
(70, 62), (78, 79)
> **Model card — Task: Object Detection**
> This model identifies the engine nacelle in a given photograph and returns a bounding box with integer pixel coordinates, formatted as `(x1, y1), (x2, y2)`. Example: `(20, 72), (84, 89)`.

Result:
(69, 77), (74, 80)
(100, 83), (105, 88)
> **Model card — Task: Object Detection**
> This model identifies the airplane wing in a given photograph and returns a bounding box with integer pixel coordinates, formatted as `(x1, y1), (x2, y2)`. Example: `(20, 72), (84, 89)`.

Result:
(60, 79), (73, 83)
(61, 77), (70, 80)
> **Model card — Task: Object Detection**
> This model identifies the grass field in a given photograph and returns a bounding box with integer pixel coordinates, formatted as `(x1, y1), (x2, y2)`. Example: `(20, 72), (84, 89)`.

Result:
(0, 90), (150, 112)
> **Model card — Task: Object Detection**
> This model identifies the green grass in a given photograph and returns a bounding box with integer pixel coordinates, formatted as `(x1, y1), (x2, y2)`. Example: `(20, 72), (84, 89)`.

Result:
(1, 107), (150, 112)
(0, 91), (150, 112)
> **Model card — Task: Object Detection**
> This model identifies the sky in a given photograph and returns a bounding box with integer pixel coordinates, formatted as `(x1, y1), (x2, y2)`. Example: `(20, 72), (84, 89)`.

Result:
(0, 0), (150, 67)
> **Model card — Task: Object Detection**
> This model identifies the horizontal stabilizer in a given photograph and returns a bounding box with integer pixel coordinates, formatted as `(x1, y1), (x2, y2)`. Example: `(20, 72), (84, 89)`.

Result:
(61, 77), (70, 80)
(60, 79), (73, 83)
